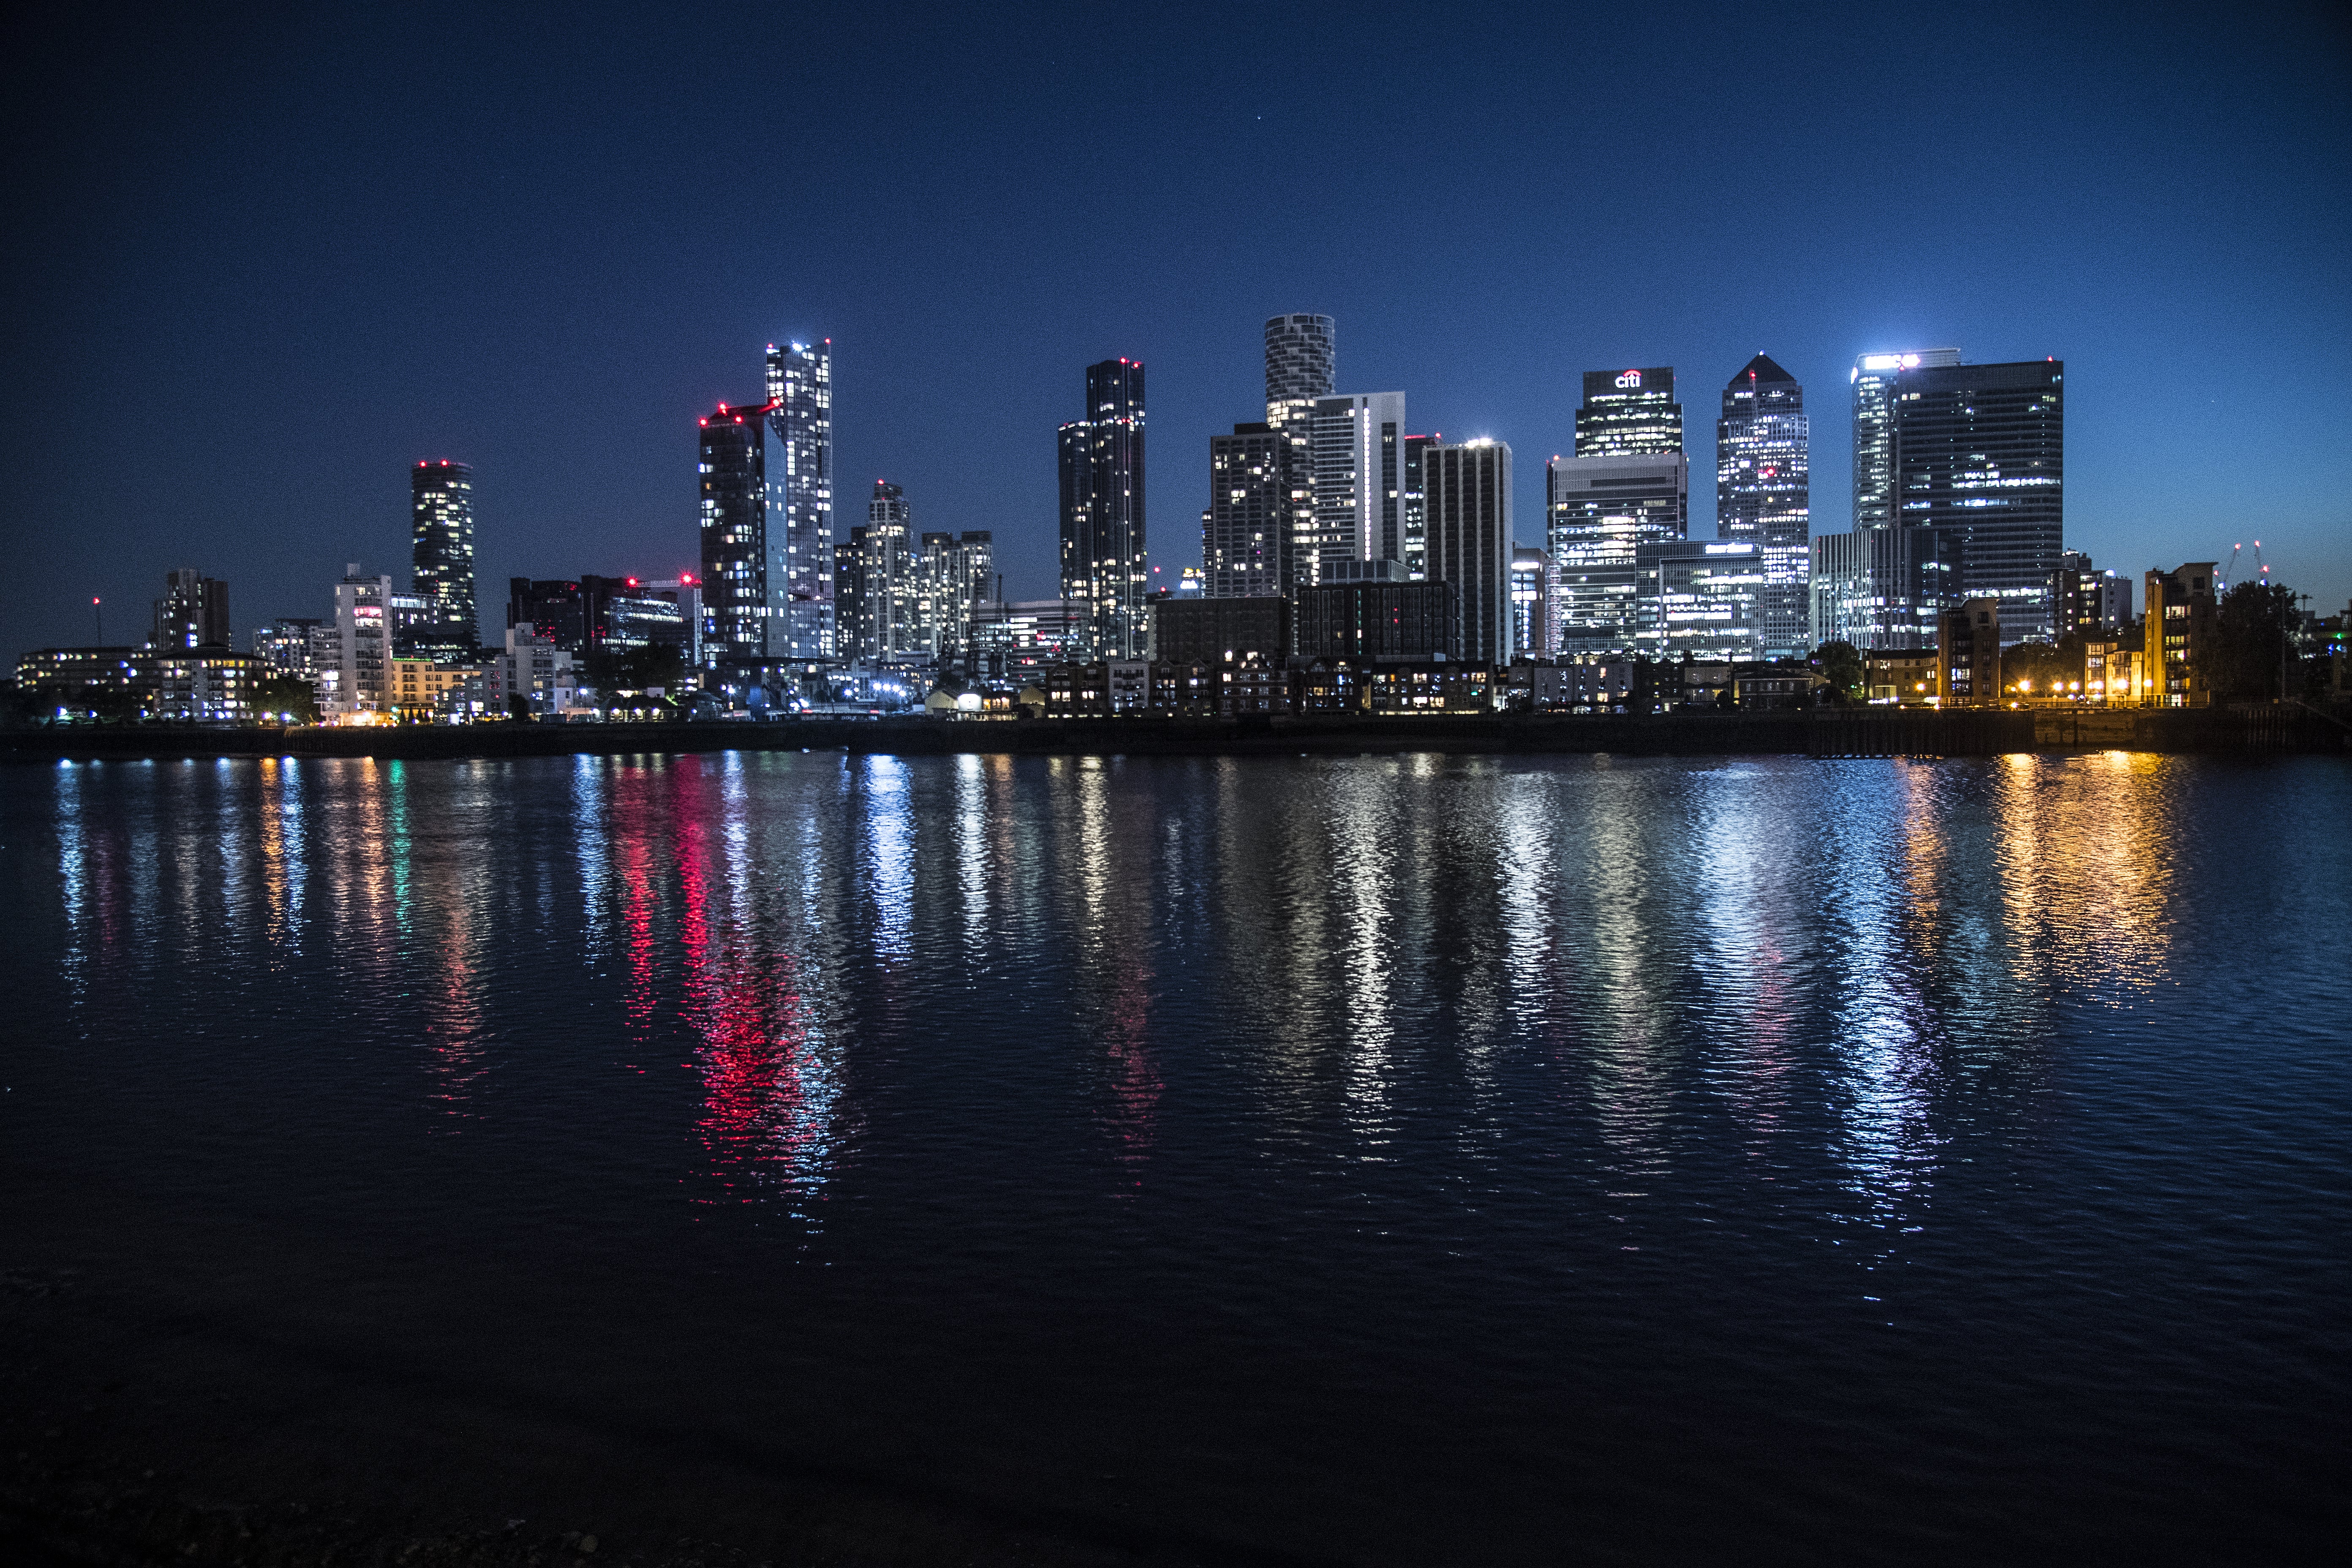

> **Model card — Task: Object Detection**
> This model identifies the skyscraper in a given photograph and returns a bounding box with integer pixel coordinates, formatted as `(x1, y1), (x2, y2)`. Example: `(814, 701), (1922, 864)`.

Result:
(1574, 368), (1684, 469)
(1421, 440), (1513, 666)
(697, 399), (784, 666)
(1548, 454), (1688, 651)
(919, 530), (994, 667)
(1264, 313), (1335, 409)
(1716, 355), (1810, 659)
(765, 340), (834, 659)
(1849, 348), (1960, 531)
(1202, 422), (1288, 599)
(1306, 391), (1407, 580)
(152, 568), (231, 650)
(411, 460), (476, 651)
(1058, 358), (1149, 657)
(849, 480), (926, 662)
(1264, 315), (1334, 589)
(1510, 545), (1557, 659)
(1889, 358), (2066, 644)
(1402, 433), (1438, 580)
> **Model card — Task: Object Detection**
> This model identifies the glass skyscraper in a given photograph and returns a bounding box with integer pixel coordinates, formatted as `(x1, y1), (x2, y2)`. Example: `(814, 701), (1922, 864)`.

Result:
(1889, 358), (2065, 645)
(1547, 454), (1688, 652)
(1849, 348), (1960, 531)
(1058, 358), (1148, 658)
(410, 460), (476, 653)
(764, 340), (834, 660)
(1715, 355), (1810, 659)
(1574, 367), (1683, 468)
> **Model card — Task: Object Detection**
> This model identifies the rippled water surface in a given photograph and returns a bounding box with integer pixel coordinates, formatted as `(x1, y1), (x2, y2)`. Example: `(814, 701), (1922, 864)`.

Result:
(5, 751), (2347, 1561)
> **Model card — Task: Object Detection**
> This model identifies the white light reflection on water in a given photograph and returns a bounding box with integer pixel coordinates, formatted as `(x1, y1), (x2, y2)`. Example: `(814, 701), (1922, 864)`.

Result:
(256, 757), (307, 951)
(1822, 761), (1943, 1258)
(861, 754), (914, 964)
(1577, 762), (1675, 1177)
(1072, 757), (1160, 1170)
(54, 763), (89, 1002)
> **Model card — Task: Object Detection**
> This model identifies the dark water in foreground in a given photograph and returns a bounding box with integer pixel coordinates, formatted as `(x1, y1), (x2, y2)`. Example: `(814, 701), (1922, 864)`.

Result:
(3, 751), (2346, 1562)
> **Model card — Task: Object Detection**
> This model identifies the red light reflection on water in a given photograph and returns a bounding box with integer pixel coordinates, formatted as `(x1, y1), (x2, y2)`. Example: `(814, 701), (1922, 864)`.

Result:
(667, 761), (841, 1207)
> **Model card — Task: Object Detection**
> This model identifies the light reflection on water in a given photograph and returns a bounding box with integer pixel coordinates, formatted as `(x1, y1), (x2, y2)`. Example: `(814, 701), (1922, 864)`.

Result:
(13, 749), (2345, 1559)
(23, 750), (2252, 1206)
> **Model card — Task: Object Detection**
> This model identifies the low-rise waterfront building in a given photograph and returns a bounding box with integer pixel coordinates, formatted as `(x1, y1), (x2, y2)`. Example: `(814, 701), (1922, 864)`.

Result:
(1937, 598), (2005, 706)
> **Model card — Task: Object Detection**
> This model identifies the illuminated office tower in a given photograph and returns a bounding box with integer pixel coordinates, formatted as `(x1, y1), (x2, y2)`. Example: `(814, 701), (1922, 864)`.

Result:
(1889, 357), (2066, 644)
(1849, 348), (1960, 530)
(1058, 358), (1149, 658)
(1306, 390), (1406, 580)
(1716, 355), (1810, 658)
(1264, 315), (1334, 588)
(410, 460), (477, 653)
(1574, 367), (1683, 468)
(1636, 539), (1765, 661)
(1421, 440), (1513, 665)
(765, 340), (835, 659)
(1547, 452), (1688, 652)
(1202, 422), (1288, 599)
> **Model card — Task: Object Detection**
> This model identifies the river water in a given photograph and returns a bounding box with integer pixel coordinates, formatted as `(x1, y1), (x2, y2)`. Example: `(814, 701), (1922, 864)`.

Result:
(3, 751), (2345, 1562)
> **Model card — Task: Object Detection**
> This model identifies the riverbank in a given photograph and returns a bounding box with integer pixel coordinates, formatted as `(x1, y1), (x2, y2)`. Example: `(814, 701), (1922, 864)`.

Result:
(3, 704), (2345, 764)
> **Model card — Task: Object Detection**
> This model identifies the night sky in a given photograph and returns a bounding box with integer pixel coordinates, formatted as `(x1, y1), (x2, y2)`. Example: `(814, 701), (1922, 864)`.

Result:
(5, 1), (2347, 662)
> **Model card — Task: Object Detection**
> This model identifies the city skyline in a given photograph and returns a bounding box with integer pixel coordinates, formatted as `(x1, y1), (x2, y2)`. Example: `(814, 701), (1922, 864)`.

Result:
(4, 4), (2346, 664)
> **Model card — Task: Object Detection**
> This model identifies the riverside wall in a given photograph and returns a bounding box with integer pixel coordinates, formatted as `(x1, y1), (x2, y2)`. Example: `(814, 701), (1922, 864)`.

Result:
(5, 705), (2346, 765)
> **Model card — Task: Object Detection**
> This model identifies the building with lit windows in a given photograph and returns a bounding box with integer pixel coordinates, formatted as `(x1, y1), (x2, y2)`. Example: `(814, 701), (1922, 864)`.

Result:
(2144, 562), (2219, 707)
(918, 531), (994, 667)
(1058, 358), (1148, 658)
(1296, 580), (1460, 662)
(327, 566), (431, 716)
(765, 340), (835, 659)
(1305, 391), (1407, 581)
(1635, 540), (1765, 661)
(1264, 315), (1335, 588)
(1202, 422), (1288, 599)
(152, 569), (231, 650)
(1402, 433), (1438, 580)
(1936, 598), (2004, 706)
(1575, 367), (1683, 466)
(2055, 550), (2132, 638)
(253, 617), (322, 676)
(1809, 525), (1963, 650)
(1715, 356), (1809, 657)
(697, 398), (787, 666)
(1510, 545), (1556, 658)
(973, 599), (1092, 679)
(1890, 358), (2066, 644)
(1421, 440), (1513, 666)
(410, 460), (477, 655)
(1850, 349), (1960, 531)
(1548, 452), (1687, 652)
(843, 480), (929, 663)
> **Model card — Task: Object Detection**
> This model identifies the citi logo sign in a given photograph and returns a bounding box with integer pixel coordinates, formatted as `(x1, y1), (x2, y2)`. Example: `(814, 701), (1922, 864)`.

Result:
(1614, 370), (1642, 388)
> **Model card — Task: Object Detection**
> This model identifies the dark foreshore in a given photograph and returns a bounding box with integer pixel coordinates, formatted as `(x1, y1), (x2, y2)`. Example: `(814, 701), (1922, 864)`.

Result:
(5, 704), (2347, 765)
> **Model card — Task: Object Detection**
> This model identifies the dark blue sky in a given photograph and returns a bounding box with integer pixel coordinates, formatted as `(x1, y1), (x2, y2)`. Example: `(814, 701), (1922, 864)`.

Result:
(5, 1), (2347, 661)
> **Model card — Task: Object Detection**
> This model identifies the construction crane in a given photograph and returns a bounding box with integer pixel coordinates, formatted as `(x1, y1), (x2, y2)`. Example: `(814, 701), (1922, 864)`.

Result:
(2221, 539), (2270, 592)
